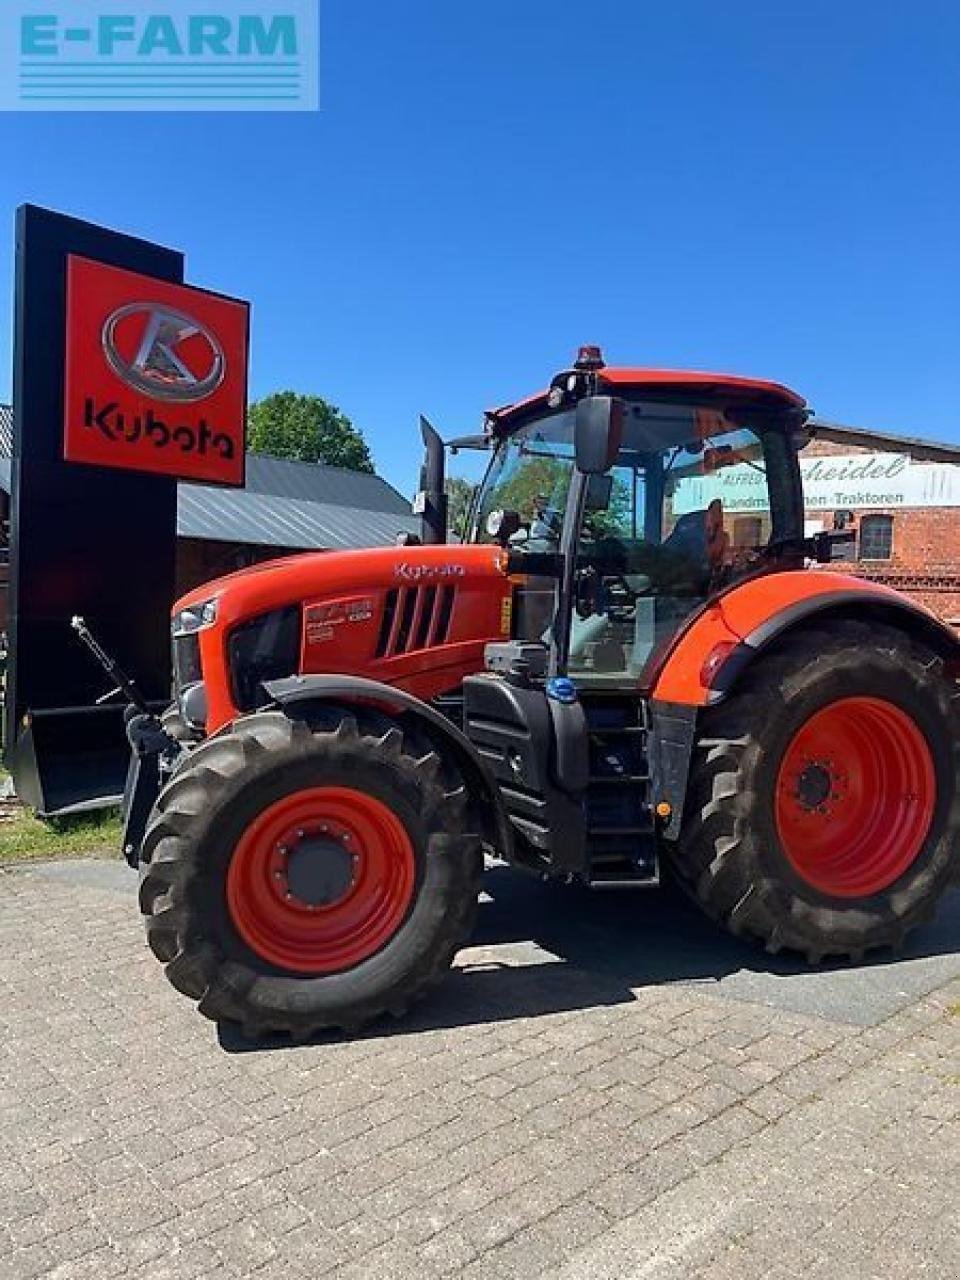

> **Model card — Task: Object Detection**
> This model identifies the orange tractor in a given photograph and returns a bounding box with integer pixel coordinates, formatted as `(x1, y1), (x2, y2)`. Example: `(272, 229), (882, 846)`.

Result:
(122, 349), (960, 1036)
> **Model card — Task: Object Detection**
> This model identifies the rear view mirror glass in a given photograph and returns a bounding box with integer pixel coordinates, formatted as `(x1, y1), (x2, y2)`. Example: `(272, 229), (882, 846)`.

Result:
(575, 396), (624, 474)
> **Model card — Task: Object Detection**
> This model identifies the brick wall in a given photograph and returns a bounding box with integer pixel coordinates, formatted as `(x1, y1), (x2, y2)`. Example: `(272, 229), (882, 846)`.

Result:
(799, 440), (960, 626)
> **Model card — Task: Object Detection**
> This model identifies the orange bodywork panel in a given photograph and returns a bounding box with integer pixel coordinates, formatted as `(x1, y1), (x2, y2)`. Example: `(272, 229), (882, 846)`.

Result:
(176, 544), (510, 733)
(651, 571), (933, 707)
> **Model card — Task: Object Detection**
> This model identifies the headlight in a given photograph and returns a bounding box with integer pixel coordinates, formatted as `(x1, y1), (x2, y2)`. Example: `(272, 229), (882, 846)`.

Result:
(173, 598), (218, 635)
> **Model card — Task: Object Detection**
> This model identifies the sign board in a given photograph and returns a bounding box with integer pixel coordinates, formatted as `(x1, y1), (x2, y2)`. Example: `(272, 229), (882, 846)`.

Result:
(674, 452), (960, 516)
(64, 256), (248, 486)
(6, 205), (249, 816)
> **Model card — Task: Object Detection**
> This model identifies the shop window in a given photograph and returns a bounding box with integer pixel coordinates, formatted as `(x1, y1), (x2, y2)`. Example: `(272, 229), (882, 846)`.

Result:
(858, 514), (893, 561)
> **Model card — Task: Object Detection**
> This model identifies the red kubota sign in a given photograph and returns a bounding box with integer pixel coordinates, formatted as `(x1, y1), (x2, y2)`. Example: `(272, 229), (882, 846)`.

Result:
(64, 255), (249, 486)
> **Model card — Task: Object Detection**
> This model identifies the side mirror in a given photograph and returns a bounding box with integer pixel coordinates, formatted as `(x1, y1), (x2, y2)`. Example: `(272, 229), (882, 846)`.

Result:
(575, 396), (624, 475)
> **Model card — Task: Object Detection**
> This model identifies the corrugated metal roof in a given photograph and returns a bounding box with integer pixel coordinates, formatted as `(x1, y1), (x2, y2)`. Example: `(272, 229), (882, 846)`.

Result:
(242, 453), (411, 513)
(178, 485), (417, 550)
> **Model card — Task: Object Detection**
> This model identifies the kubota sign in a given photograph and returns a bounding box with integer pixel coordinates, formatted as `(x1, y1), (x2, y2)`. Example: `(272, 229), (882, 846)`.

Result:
(64, 255), (249, 486)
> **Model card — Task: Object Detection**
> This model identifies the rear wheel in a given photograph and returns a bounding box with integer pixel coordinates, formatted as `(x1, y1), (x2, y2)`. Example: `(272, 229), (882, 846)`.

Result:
(138, 708), (482, 1036)
(671, 621), (960, 961)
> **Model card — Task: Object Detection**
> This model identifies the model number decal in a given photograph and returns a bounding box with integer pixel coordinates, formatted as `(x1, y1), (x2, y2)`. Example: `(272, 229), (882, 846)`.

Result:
(305, 596), (374, 644)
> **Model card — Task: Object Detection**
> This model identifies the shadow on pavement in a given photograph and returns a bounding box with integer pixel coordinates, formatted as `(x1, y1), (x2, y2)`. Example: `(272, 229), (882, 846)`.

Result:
(218, 867), (960, 1052)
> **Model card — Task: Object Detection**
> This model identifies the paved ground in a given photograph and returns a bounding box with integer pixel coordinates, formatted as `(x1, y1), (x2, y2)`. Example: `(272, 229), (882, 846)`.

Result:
(1, 859), (958, 1280)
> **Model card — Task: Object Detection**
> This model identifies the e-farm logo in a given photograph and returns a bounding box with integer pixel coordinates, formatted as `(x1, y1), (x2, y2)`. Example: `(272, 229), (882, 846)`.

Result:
(1, 2), (318, 111)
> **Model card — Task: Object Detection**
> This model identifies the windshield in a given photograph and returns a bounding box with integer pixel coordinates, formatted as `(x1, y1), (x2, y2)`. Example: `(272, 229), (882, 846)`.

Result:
(470, 410), (576, 547)
(472, 398), (802, 686)
(471, 402), (798, 553)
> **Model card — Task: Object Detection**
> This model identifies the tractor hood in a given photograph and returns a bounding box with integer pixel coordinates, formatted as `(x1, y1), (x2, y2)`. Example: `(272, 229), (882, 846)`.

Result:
(176, 543), (512, 732)
(174, 543), (508, 617)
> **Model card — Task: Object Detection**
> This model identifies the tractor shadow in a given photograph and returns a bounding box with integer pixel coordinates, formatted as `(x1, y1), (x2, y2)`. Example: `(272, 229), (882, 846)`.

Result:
(218, 866), (960, 1052)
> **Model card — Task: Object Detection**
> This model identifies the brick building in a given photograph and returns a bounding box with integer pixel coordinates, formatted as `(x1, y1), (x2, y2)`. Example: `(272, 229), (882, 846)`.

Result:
(799, 424), (960, 624)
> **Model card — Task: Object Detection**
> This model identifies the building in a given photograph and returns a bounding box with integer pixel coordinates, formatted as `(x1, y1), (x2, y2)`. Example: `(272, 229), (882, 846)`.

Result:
(0, 403), (418, 628)
(795, 424), (960, 623)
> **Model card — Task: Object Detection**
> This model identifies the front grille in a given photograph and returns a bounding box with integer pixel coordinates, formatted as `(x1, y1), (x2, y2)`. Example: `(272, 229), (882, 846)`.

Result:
(375, 585), (457, 658)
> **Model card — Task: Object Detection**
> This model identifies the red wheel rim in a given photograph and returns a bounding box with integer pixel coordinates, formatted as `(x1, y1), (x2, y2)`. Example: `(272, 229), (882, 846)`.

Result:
(226, 787), (416, 973)
(775, 696), (935, 899)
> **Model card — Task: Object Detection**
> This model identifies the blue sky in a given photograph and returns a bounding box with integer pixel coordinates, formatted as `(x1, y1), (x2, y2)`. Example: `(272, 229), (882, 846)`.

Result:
(1, 0), (958, 496)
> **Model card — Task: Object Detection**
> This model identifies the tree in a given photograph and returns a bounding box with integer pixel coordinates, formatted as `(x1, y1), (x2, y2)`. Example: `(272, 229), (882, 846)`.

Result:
(444, 476), (476, 540)
(495, 456), (570, 524)
(247, 392), (374, 473)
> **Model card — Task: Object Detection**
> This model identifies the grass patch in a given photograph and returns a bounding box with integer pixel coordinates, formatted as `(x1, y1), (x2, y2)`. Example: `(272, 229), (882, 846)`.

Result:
(948, 1002), (960, 1019)
(0, 808), (122, 863)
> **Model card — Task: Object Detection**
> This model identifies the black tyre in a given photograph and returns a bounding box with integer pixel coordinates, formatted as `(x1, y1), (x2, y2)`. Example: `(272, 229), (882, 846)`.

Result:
(138, 707), (482, 1036)
(670, 621), (960, 962)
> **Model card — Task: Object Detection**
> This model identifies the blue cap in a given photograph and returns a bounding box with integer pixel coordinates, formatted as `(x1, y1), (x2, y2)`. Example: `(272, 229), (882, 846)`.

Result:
(546, 676), (578, 704)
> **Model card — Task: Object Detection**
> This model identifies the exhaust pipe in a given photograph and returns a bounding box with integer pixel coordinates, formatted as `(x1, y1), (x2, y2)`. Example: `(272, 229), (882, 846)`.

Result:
(417, 415), (448, 545)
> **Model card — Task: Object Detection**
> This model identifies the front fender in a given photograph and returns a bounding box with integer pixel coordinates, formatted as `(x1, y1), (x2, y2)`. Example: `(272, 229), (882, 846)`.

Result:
(262, 674), (513, 858)
(651, 571), (960, 708)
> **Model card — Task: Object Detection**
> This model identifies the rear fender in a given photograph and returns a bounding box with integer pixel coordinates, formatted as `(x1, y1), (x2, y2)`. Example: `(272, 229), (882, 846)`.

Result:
(262, 674), (512, 858)
(651, 571), (960, 709)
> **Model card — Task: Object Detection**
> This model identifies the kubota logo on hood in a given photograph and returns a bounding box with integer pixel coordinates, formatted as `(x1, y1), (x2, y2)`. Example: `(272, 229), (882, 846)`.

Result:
(395, 562), (468, 583)
(102, 303), (226, 403)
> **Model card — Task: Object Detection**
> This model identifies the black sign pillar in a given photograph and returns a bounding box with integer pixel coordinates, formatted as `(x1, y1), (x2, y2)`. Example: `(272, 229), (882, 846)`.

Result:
(7, 206), (182, 815)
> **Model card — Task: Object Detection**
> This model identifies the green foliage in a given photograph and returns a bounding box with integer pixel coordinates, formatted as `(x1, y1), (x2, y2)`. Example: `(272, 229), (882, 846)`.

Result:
(586, 475), (634, 540)
(444, 476), (476, 540)
(0, 808), (122, 863)
(494, 456), (570, 523)
(248, 392), (375, 473)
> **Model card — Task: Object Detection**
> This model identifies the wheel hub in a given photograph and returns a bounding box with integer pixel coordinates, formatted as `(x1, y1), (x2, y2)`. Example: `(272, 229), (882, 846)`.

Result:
(285, 834), (356, 908)
(795, 761), (833, 812)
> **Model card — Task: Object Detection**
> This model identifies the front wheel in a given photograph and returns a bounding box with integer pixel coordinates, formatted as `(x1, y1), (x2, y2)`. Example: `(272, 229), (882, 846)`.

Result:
(138, 708), (482, 1036)
(670, 621), (960, 962)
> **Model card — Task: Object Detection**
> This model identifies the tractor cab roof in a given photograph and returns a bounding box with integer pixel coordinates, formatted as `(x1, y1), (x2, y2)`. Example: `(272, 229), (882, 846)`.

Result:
(487, 359), (807, 433)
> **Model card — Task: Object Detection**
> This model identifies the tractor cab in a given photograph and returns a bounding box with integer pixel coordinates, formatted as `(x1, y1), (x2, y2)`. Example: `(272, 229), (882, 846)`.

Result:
(467, 349), (809, 689)
(444, 351), (814, 885)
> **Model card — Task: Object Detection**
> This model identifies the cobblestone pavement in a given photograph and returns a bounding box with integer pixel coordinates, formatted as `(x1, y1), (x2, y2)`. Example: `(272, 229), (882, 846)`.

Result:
(1, 859), (958, 1280)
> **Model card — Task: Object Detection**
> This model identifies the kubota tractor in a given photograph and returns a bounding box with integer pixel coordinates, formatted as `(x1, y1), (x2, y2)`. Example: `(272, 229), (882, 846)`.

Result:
(123, 348), (960, 1036)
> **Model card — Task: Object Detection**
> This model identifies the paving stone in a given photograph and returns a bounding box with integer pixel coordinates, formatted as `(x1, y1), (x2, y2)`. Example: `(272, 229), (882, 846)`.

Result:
(1, 863), (958, 1280)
